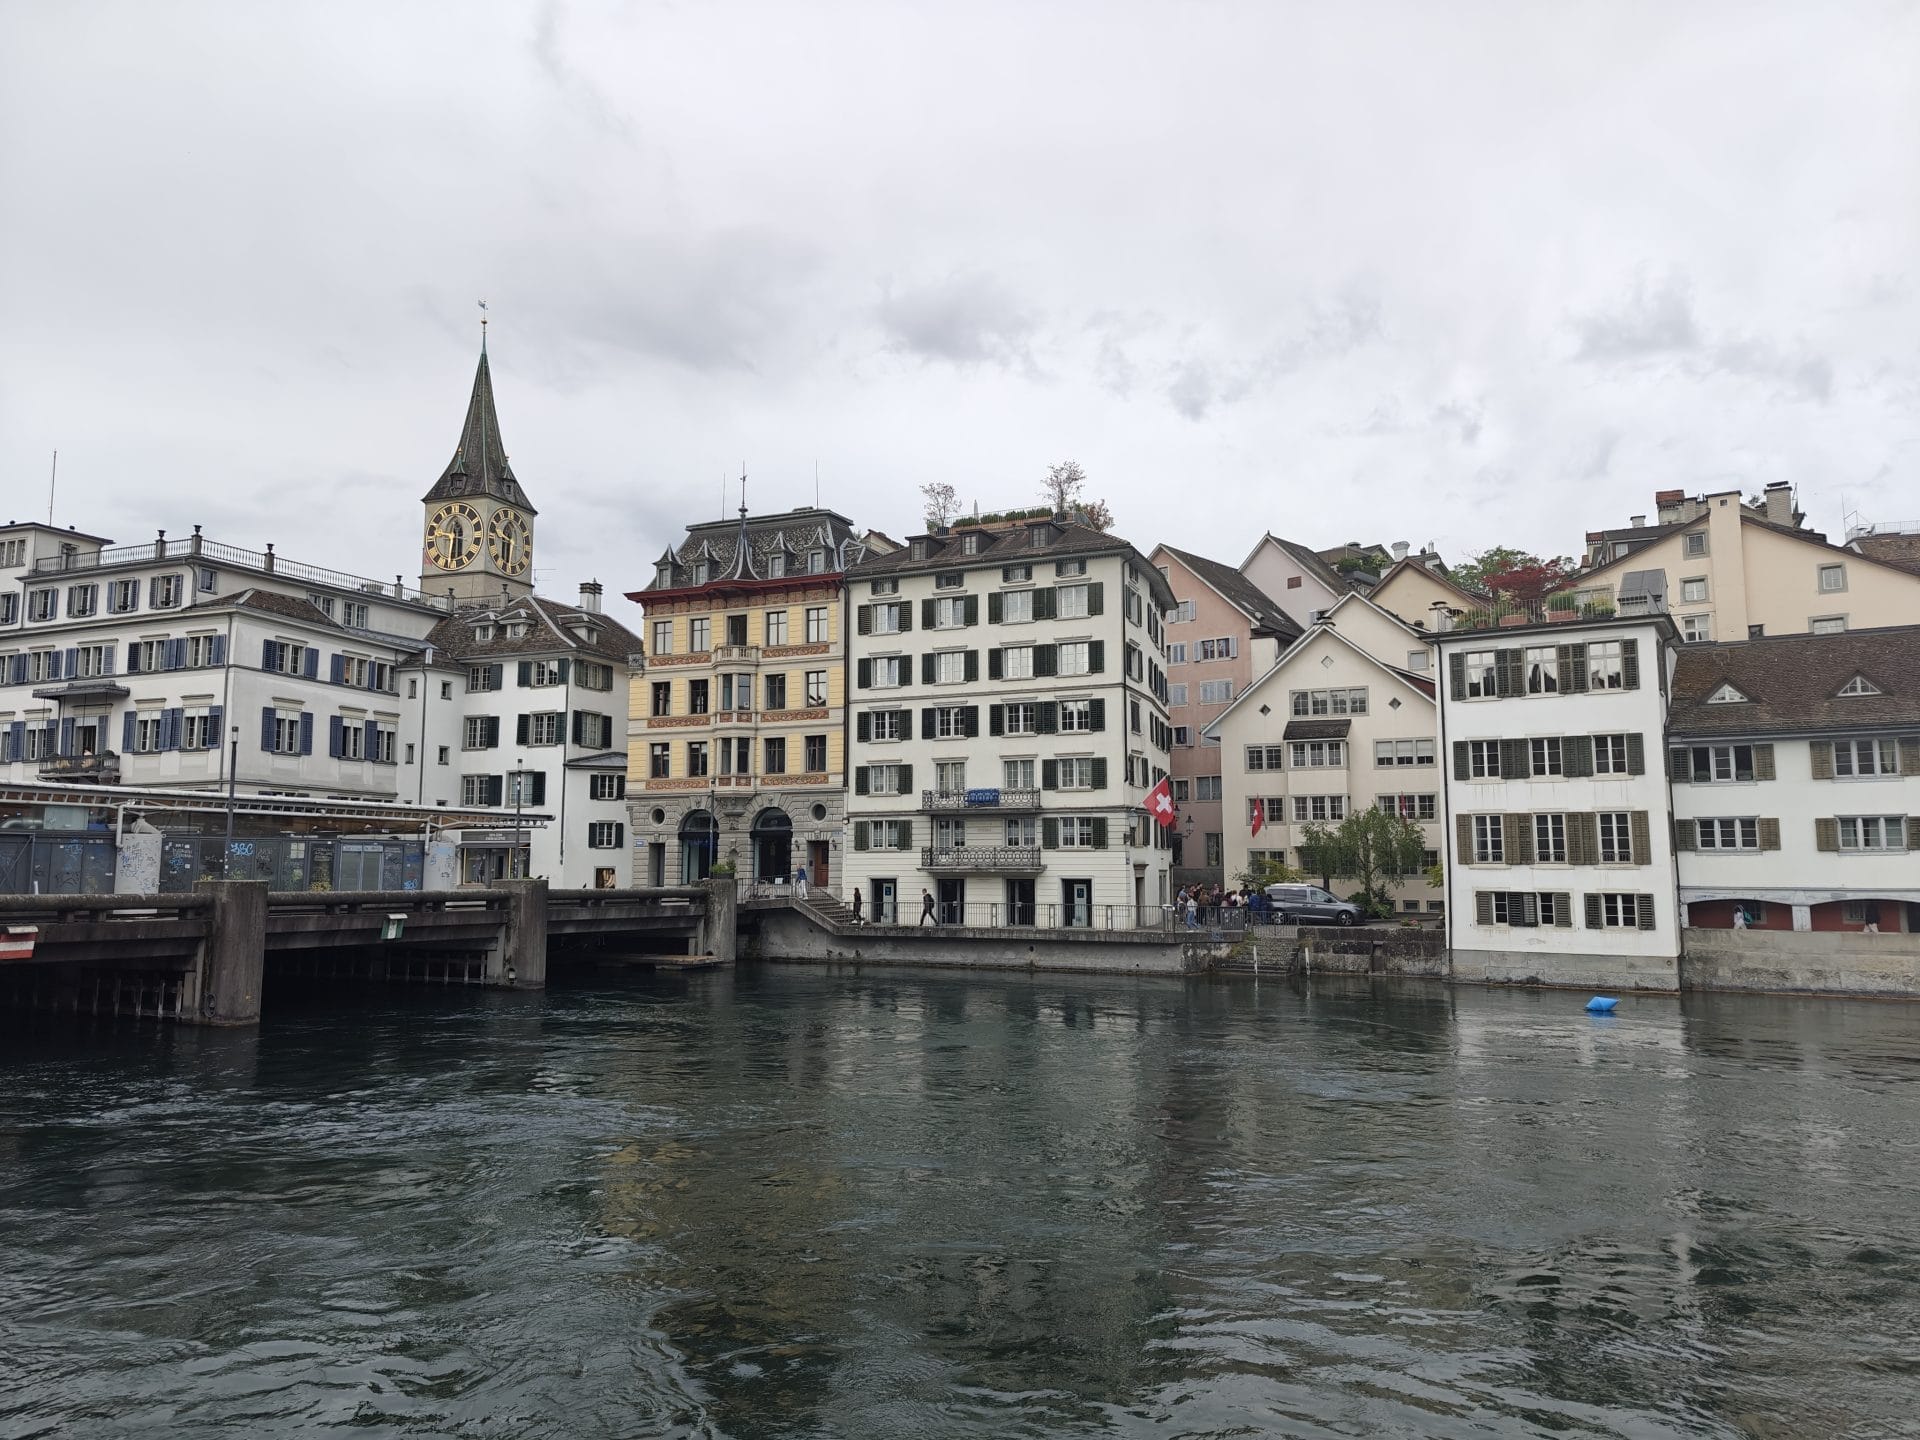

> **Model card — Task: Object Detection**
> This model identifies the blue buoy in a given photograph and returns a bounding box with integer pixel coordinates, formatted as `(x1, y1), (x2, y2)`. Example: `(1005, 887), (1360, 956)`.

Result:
(1585, 996), (1619, 1014)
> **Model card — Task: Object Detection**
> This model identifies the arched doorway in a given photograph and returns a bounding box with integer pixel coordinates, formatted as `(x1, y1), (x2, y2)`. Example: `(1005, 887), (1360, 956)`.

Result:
(679, 809), (716, 882)
(751, 807), (793, 884)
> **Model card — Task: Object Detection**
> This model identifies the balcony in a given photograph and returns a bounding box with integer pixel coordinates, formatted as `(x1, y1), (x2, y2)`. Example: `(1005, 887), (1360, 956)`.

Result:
(37, 751), (122, 784)
(920, 845), (1044, 874)
(713, 644), (761, 664)
(921, 787), (1042, 812)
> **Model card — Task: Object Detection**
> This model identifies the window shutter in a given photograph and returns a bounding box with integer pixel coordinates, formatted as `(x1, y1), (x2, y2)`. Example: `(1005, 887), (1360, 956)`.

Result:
(853, 821), (869, 851)
(1896, 816), (1911, 852)
(1042, 759), (1059, 790)
(298, 713), (314, 755)
(298, 648), (316, 679)
(857, 605), (871, 635)
(366, 719), (380, 760)
(920, 707), (936, 739)
(261, 707), (276, 752)
(487, 775), (504, 807)
(1809, 741), (1834, 780)
(531, 772), (547, 805)
(1452, 740), (1469, 778)
(898, 603), (913, 633)
(554, 660), (569, 683)
(988, 593), (1002, 623)
(1620, 638), (1640, 690)
(1563, 735), (1593, 777)
(1520, 892), (1539, 927)
(485, 716), (500, 747)
(517, 661), (532, 686)
(1038, 702), (1058, 734)
(1556, 643), (1588, 694)
(1901, 738), (1920, 777)
(160, 709), (181, 750)
(1088, 698), (1105, 731)
(1584, 894), (1602, 929)
(516, 715), (530, 745)
(1552, 893), (1573, 928)
(855, 766), (869, 795)
(209, 635), (227, 666)
(1042, 817), (1059, 849)
(123, 711), (137, 752)
(964, 706), (980, 738)
(899, 764), (912, 792)
(988, 705), (1003, 736)
(1630, 811), (1651, 864)
(1091, 818), (1108, 847)
(1091, 758), (1107, 789)
(328, 716), (344, 758)
(1034, 645), (1058, 678)
(964, 595), (979, 626)
(1088, 641), (1104, 673)
(1753, 743), (1775, 781)
(1674, 819), (1697, 851)
(1499, 739), (1527, 778)
(488, 663), (503, 689)
(894, 819), (914, 851)
(920, 653), (935, 685)
(1494, 649), (1522, 697)
(921, 597), (937, 629)
(1503, 812), (1531, 864)
(856, 712), (871, 743)
(1448, 652), (1466, 700)
(330, 654), (345, 684)
(1814, 817), (1838, 852)
(1758, 818), (1780, 851)
(1568, 812), (1598, 866)
(1034, 587), (1056, 620)
(988, 649), (1004, 681)
(1474, 891), (1492, 925)
(262, 639), (277, 669)
(206, 706), (222, 746)
(126, 645), (141, 674)
(168, 638), (187, 670)
(1087, 583), (1104, 616)
(571, 711), (585, 745)
(1455, 813), (1473, 862)
(857, 658), (871, 689)
(1626, 733), (1646, 775)
(1637, 895), (1656, 930)
(964, 650), (979, 682)
(1668, 746), (1691, 781)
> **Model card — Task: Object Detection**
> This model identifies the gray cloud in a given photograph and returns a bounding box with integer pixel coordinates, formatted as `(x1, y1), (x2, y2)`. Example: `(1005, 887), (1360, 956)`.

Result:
(1575, 272), (1700, 361)
(876, 272), (1039, 370)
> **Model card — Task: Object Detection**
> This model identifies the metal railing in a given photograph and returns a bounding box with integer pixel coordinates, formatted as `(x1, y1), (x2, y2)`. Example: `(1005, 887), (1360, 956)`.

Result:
(1440, 597), (1648, 633)
(36, 751), (122, 783)
(32, 537), (450, 609)
(921, 787), (1042, 812)
(919, 845), (1044, 873)
(868, 900), (1177, 932)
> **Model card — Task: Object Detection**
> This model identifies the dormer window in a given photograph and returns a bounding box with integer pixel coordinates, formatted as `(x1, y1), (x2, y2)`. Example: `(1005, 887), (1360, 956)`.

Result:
(1029, 523), (1050, 549)
(767, 551), (786, 577)
(693, 560), (710, 584)
(807, 549), (826, 574)
(910, 539), (928, 561)
(506, 623), (527, 639)
(475, 624), (495, 642)
(1837, 674), (1882, 697)
(656, 562), (672, 587)
(1705, 682), (1748, 705)
(962, 532), (982, 555)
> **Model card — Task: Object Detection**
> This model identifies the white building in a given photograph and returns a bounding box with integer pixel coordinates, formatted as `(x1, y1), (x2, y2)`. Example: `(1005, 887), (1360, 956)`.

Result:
(842, 516), (1177, 926)
(1205, 592), (1444, 913)
(1431, 596), (1682, 988)
(1669, 625), (1920, 934)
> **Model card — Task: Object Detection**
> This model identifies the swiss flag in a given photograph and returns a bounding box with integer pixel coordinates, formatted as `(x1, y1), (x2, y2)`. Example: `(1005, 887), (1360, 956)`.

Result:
(1251, 803), (1265, 838)
(1144, 776), (1177, 829)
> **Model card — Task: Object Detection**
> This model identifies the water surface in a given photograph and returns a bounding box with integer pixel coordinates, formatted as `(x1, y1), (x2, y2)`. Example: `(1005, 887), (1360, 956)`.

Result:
(4, 967), (1919, 1438)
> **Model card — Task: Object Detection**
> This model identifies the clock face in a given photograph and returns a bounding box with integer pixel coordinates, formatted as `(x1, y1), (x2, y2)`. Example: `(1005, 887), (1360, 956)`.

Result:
(488, 508), (532, 576)
(425, 502), (483, 570)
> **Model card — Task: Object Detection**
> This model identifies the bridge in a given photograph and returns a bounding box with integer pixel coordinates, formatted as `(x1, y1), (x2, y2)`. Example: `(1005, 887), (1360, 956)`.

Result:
(0, 881), (731, 1025)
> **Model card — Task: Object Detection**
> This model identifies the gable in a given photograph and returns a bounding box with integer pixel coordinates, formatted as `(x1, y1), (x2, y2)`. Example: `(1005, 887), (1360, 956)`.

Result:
(1706, 682), (1748, 705)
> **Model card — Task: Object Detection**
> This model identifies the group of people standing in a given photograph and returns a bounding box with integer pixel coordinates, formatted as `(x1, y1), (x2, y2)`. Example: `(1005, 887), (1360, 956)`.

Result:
(1175, 884), (1273, 930)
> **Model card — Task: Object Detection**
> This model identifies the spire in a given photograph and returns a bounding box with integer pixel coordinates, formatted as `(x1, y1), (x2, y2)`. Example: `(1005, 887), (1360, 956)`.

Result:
(422, 342), (537, 515)
(723, 468), (758, 580)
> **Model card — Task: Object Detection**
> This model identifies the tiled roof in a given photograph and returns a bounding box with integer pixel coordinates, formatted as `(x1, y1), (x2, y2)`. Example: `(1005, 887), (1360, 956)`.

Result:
(1159, 545), (1302, 641)
(1668, 626), (1920, 738)
(851, 519), (1179, 608)
(1266, 535), (1356, 596)
(1852, 532), (1920, 577)
(1284, 718), (1351, 740)
(210, 589), (342, 627)
(424, 595), (640, 663)
(421, 348), (537, 515)
(643, 507), (862, 592)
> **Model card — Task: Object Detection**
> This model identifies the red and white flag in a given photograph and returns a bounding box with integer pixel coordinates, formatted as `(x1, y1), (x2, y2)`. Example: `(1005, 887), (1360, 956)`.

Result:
(1144, 776), (1177, 829)
(1250, 803), (1265, 838)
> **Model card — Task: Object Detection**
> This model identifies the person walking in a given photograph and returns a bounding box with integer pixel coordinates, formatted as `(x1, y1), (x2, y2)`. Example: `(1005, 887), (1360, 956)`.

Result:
(851, 889), (864, 925)
(920, 888), (938, 926)
(1185, 890), (1199, 931)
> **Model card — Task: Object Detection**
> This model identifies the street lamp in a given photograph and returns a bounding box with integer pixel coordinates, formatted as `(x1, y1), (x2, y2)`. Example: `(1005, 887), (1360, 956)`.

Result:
(510, 755), (527, 881)
(222, 723), (239, 878)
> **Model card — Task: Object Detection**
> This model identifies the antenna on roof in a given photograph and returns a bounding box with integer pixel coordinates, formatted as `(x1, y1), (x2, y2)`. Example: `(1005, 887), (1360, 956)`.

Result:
(478, 299), (488, 354)
(814, 460), (820, 509)
(46, 450), (56, 526)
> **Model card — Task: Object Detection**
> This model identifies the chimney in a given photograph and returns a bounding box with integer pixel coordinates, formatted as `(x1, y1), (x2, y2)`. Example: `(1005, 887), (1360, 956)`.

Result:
(1763, 481), (1797, 527)
(1391, 541), (1409, 562)
(579, 579), (604, 614)
(1630, 515), (1646, 528)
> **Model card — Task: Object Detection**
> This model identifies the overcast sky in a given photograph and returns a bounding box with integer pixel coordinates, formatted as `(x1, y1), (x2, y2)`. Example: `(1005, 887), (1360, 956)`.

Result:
(3, 2), (1916, 611)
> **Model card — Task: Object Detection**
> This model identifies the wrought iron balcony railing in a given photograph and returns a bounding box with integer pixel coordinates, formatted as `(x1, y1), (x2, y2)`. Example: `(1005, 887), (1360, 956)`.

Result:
(919, 845), (1044, 873)
(921, 787), (1042, 812)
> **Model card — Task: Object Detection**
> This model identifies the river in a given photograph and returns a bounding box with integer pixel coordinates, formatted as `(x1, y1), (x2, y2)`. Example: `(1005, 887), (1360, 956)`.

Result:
(3, 967), (1918, 1438)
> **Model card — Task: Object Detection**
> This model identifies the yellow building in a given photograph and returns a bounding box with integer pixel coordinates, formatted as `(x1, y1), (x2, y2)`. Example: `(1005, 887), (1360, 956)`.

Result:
(625, 506), (874, 888)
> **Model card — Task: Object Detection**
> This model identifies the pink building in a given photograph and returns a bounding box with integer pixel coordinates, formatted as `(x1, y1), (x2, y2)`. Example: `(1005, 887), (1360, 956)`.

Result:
(1150, 545), (1299, 889)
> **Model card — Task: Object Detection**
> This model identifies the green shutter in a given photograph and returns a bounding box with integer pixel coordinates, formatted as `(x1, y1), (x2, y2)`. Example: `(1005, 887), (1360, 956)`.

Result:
(895, 818), (914, 851)
(1499, 739), (1527, 778)
(1503, 812), (1530, 864)
(1674, 818), (1696, 851)
(1556, 643), (1588, 693)
(1626, 732), (1646, 775)
(1087, 640), (1104, 673)
(1563, 735), (1593, 777)
(1474, 890), (1492, 925)
(857, 658), (871, 689)
(856, 712), (870, 742)
(1449, 652), (1466, 701)
(1041, 759), (1058, 789)
(1456, 813), (1473, 862)
(857, 605), (871, 635)
(964, 595), (979, 626)
(853, 821), (868, 851)
(1669, 745), (1691, 781)
(1584, 894), (1602, 929)
(921, 597), (937, 628)
(1900, 738), (1920, 777)
(1090, 817), (1108, 848)
(989, 648), (1004, 680)
(1452, 739), (1470, 778)
(898, 764), (911, 792)
(1034, 587), (1056, 620)
(1088, 698), (1105, 731)
(988, 592), (1002, 623)
(1042, 817), (1059, 849)
(921, 707), (936, 739)
(1630, 810), (1651, 865)
(988, 705), (1004, 736)
(1495, 648), (1524, 697)
(1620, 638), (1639, 690)
(855, 767), (869, 795)
(1567, 812), (1598, 866)
(1636, 894), (1656, 930)
(1090, 758), (1107, 789)
(1087, 583), (1104, 616)
(1038, 702), (1058, 734)
(965, 650), (979, 682)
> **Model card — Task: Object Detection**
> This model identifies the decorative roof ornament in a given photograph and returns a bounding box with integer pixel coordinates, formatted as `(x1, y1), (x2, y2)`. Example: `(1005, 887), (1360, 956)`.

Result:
(723, 468), (759, 581)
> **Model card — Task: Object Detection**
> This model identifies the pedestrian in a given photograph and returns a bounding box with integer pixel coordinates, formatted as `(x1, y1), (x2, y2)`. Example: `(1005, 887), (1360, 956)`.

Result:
(920, 888), (937, 926)
(1185, 891), (1199, 930)
(793, 862), (808, 895)
(851, 889), (864, 925)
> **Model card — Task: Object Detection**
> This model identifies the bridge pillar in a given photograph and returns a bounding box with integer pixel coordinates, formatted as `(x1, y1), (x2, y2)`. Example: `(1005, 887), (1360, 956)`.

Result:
(495, 879), (549, 989)
(701, 875), (737, 965)
(192, 879), (267, 1026)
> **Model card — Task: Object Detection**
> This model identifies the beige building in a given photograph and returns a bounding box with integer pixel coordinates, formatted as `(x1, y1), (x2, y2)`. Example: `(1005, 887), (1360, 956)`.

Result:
(1562, 487), (1920, 642)
(1367, 557), (1486, 635)
(1147, 544), (1297, 888)
(1205, 593), (1444, 914)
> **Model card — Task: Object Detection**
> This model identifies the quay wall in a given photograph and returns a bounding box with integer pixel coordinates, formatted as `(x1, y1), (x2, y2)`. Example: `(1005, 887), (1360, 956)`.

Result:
(1679, 927), (1920, 998)
(744, 911), (1211, 976)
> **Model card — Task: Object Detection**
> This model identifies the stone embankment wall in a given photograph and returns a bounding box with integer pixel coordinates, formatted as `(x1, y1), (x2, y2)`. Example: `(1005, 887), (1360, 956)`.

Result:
(1680, 928), (1920, 998)
(1213, 925), (1448, 978)
(744, 910), (1212, 976)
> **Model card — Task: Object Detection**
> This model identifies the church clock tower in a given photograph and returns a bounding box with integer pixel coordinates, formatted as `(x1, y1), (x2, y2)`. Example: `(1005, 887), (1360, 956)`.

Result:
(421, 338), (538, 603)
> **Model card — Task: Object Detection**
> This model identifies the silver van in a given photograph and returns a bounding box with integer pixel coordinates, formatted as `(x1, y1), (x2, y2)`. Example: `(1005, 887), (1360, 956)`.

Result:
(1265, 883), (1362, 926)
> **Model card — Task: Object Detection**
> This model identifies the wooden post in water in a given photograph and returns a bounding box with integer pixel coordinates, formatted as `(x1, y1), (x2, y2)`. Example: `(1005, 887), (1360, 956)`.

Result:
(192, 879), (267, 1025)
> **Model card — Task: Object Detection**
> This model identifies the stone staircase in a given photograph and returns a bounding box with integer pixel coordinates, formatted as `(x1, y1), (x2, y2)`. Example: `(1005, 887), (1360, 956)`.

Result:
(791, 889), (857, 932)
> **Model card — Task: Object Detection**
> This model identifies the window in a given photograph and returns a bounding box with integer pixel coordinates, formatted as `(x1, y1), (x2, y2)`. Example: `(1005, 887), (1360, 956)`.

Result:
(693, 560), (710, 585)
(1052, 584), (1090, 620)
(765, 610), (789, 645)
(1167, 683), (1188, 706)
(26, 649), (57, 682)
(264, 641), (309, 675)
(865, 763), (907, 796)
(1467, 740), (1501, 778)
(805, 734), (827, 772)
(1197, 681), (1233, 704)
(465, 665), (496, 692)
(1000, 646), (1033, 680)
(719, 674), (752, 712)
(1245, 745), (1286, 771)
(1057, 642), (1092, 676)
(1680, 577), (1709, 603)
(1050, 699), (1089, 733)
(587, 822), (624, 849)
(131, 712), (165, 754)
(1290, 688), (1368, 717)
(1588, 641), (1626, 690)
(1377, 793), (1437, 821)
(718, 736), (751, 775)
(869, 601), (906, 635)
(805, 607), (829, 643)
(688, 617), (711, 652)
(1055, 559), (1087, 578)
(1194, 776), (1222, 801)
(754, 735), (782, 775)
(1004, 703), (1038, 735)
(339, 721), (366, 760)
(591, 774), (627, 800)
(688, 679), (710, 715)
(1289, 740), (1343, 768)
(866, 656), (907, 688)
(1529, 813), (1566, 862)
(460, 775), (497, 807)
(929, 706), (967, 739)
(462, 716), (498, 749)
(650, 681), (672, 717)
(437, 746), (451, 766)
(0, 594), (14, 624)
(183, 710), (219, 750)
(1462, 652), (1496, 699)
(1055, 757), (1100, 791)
(1521, 646), (1558, 695)
(650, 620), (673, 656)
(866, 708), (903, 742)
(1681, 614), (1713, 643)
(107, 579), (139, 613)
(764, 674), (787, 710)
(998, 590), (1034, 624)
(1405, 649), (1430, 672)
(1530, 737), (1563, 777)
(1685, 531), (1708, 557)
(1171, 599), (1196, 623)
(1167, 643), (1187, 664)
(1374, 738), (1435, 767)
(1833, 738), (1899, 777)
(1818, 564), (1847, 593)
(72, 644), (113, 678)
(686, 741), (709, 777)
(1291, 795), (1348, 822)
(67, 584), (98, 617)
(197, 566), (218, 593)
(1594, 734), (1631, 774)
(805, 669), (827, 706)
(150, 574), (182, 607)
(1001, 758), (1036, 790)
(27, 589), (56, 622)
(1684, 744), (1757, 783)
(1172, 726), (1192, 746)
(527, 659), (565, 687)
(0, 538), (21, 567)
(268, 710), (304, 755)
(1195, 637), (1238, 661)
(1590, 893), (1647, 928)
(1838, 816), (1906, 851)
(1001, 565), (1032, 584)
(1597, 811), (1634, 863)
(1697, 818), (1758, 850)
(649, 742), (670, 778)
(575, 711), (615, 749)
(1837, 674), (1880, 697)
(1057, 817), (1098, 847)
(1472, 814), (1504, 863)
(929, 650), (963, 684)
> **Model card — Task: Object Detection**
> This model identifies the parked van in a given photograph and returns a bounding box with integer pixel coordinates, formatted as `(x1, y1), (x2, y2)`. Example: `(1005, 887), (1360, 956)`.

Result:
(1264, 883), (1362, 926)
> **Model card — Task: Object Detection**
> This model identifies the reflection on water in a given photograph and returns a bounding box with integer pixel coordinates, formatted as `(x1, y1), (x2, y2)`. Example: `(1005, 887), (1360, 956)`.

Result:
(4, 969), (1920, 1438)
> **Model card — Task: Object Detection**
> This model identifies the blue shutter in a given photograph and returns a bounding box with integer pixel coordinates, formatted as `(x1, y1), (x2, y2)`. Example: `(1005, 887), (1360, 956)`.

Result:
(210, 634), (227, 666)
(126, 644), (141, 674)
(9, 655), (24, 684)
(262, 639), (277, 669)
(123, 712), (137, 752)
(101, 646), (116, 676)
(517, 661), (532, 686)
(298, 713), (313, 754)
(63, 648), (78, 677)
(328, 716), (344, 757)
(128, 578), (141, 609)
(163, 708), (183, 750)
(261, 707), (277, 753)
(205, 706), (223, 748)
(168, 638), (187, 670)
(364, 719), (379, 761)
(45, 651), (60, 679)
(330, 654), (345, 684)
(303, 648), (319, 680)
(556, 659), (570, 683)
(5, 720), (24, 761)
(59, 717), (75, 756)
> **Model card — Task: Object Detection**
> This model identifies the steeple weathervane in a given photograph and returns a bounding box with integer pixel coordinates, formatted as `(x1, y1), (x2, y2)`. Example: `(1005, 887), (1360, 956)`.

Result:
(479, 299), (488, 353)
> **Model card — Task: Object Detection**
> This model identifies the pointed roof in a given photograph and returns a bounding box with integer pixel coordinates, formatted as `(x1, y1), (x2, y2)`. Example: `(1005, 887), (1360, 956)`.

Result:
(422, 347), (538, 515)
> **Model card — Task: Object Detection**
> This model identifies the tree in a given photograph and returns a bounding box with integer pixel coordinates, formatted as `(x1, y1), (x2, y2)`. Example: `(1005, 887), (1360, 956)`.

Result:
(1450, 546), (1578, 605)
(1298, 809), (1430, 916)
(1040, 460), (1116, 531)
(1234, 855), (1304, 892)
(920, 481), (959, 531)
